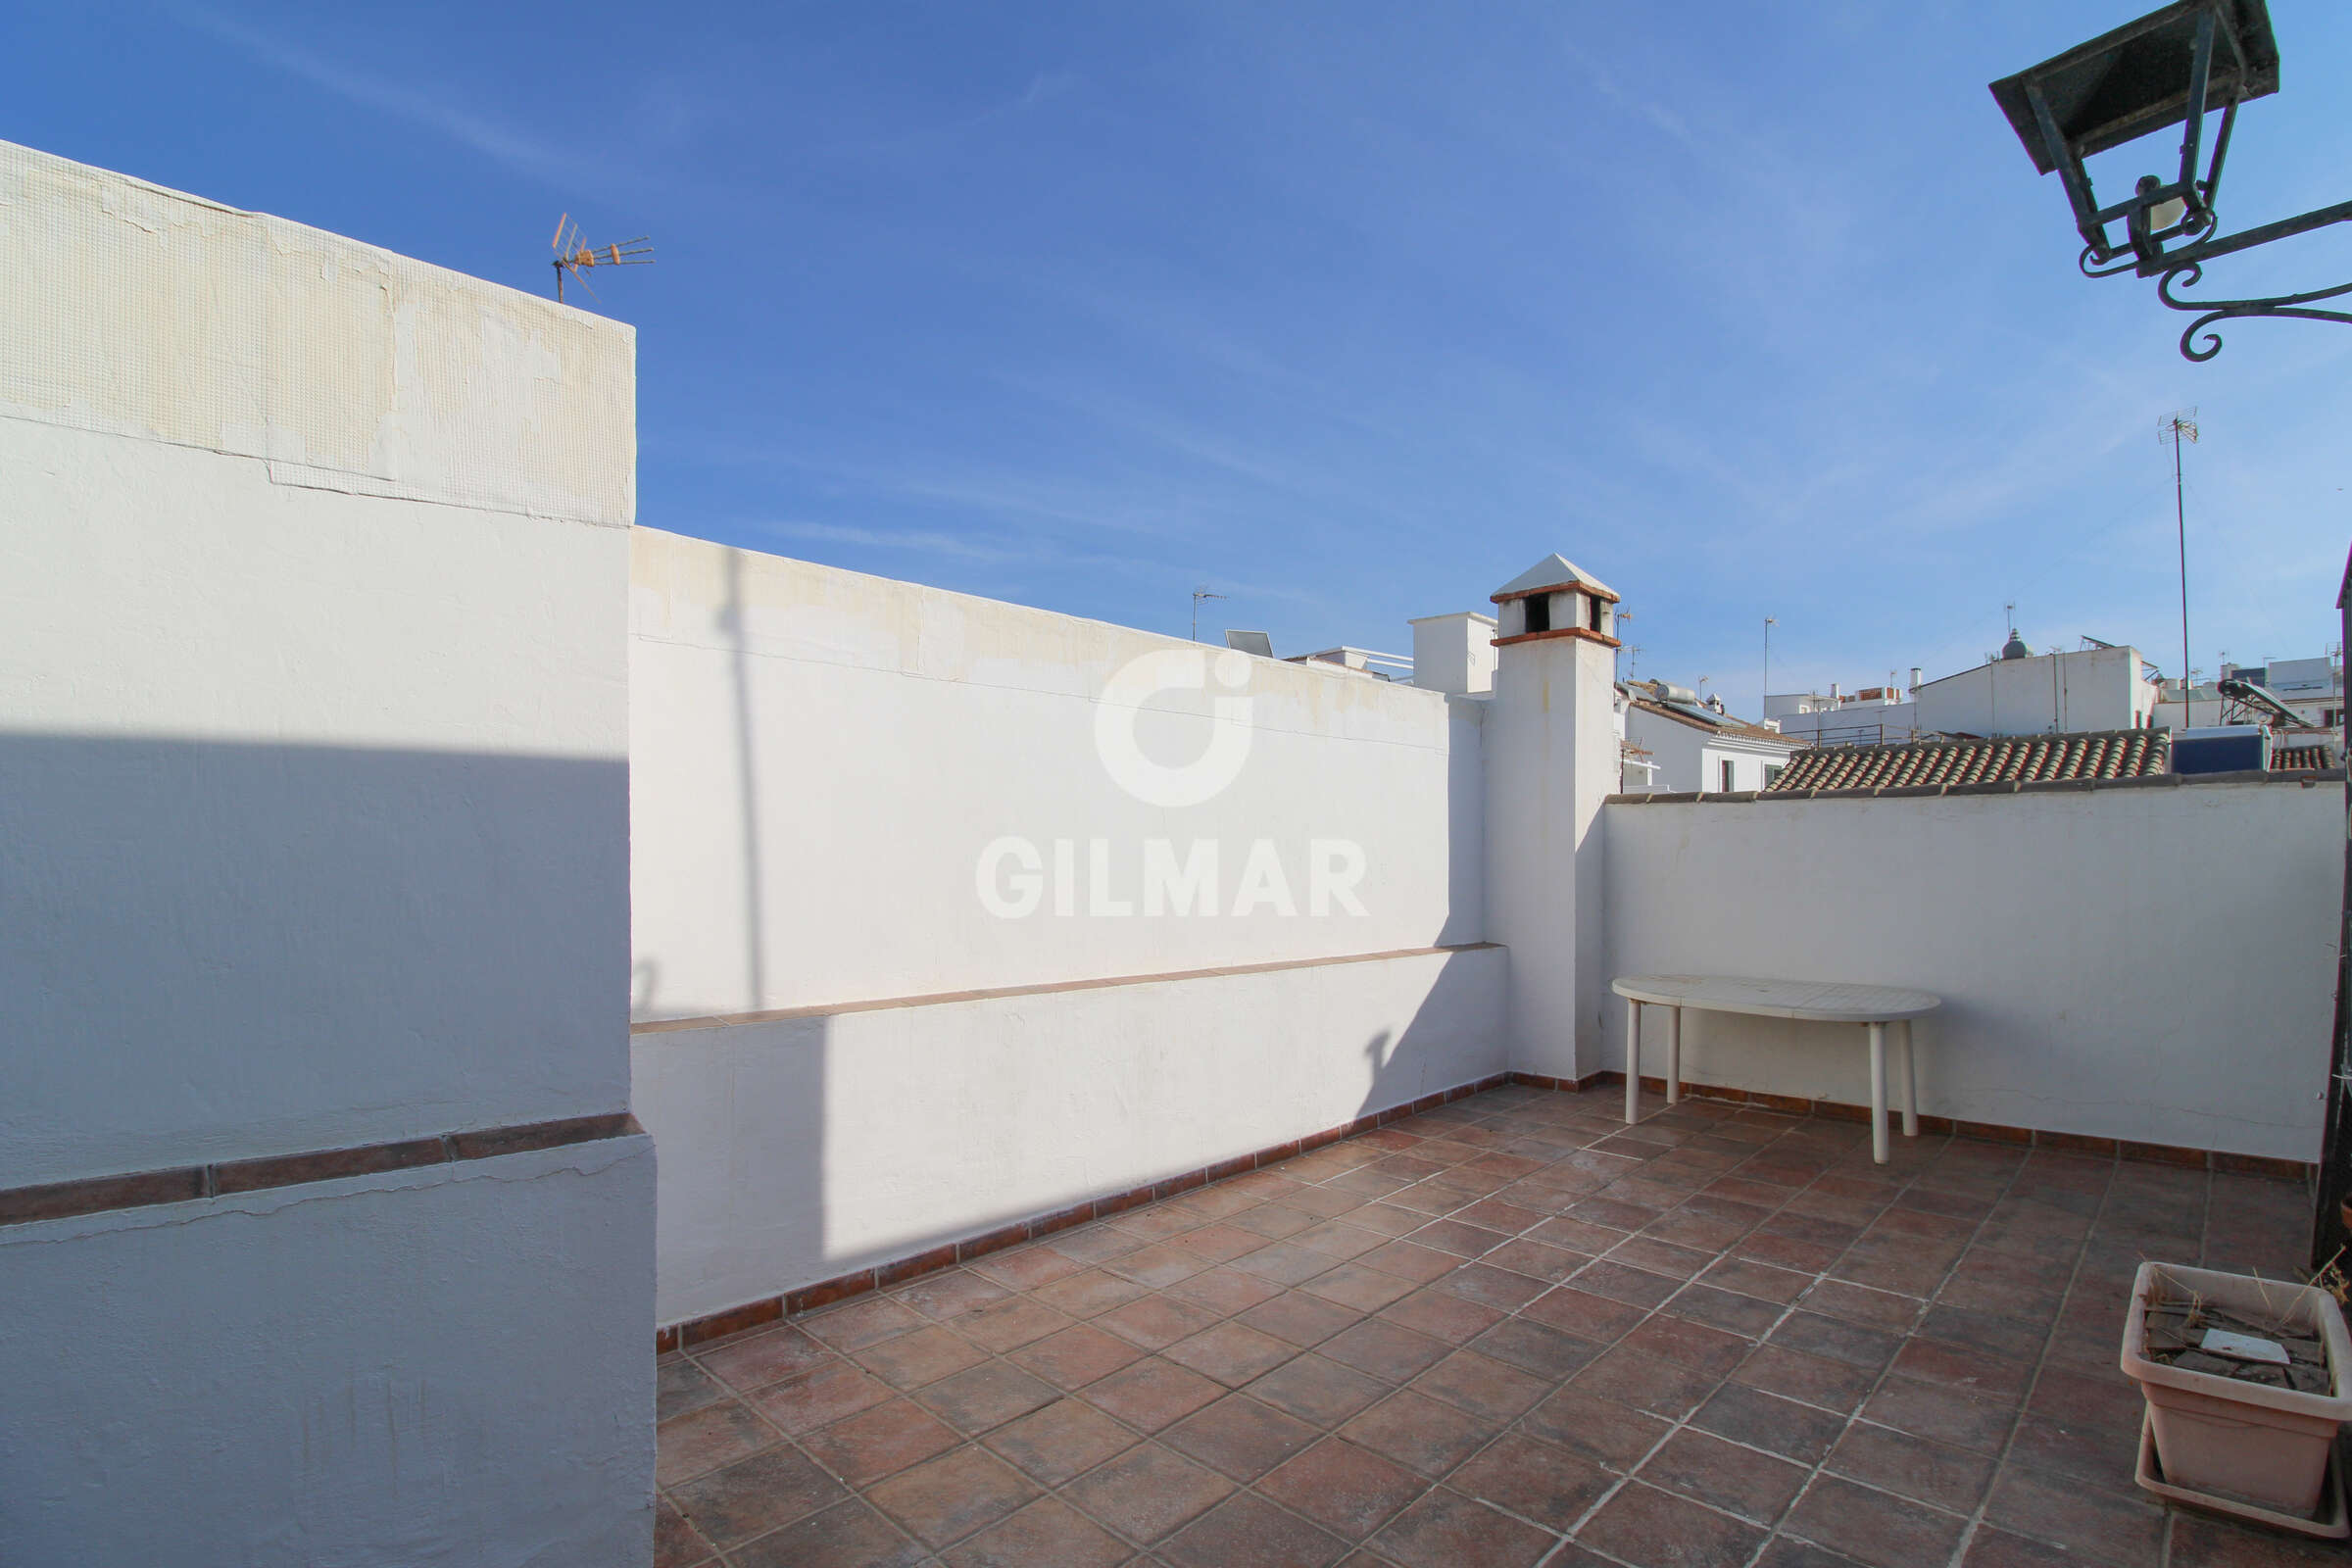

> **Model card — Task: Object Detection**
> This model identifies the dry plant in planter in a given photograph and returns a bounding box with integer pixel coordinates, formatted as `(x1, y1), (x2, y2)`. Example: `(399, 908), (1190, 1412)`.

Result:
(2122, 1261), (2352, 1538)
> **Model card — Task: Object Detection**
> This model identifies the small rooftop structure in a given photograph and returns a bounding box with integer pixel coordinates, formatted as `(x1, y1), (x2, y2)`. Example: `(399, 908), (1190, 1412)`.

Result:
(1623, 680), (1792, 747)
(1767, 728), (2171, 792)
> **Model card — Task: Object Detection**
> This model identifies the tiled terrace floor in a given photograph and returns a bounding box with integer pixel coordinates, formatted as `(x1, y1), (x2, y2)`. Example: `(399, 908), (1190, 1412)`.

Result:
(656, 1084), (2326, 1568)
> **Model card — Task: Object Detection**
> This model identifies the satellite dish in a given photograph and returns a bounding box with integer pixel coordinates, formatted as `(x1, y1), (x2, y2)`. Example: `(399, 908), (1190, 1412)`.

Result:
(1224, 630), (1275, 659)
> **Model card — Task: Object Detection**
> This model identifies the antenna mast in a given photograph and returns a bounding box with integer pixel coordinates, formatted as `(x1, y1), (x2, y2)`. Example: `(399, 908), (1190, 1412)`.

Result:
(1190, 585), (1226, 643)
(551, 215), (655, 304)
(2161, 410), (2200, 711)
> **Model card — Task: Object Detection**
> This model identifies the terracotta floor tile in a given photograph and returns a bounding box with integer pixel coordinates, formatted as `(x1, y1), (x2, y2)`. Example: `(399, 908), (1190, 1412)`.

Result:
(1231, 1202), (1323, 1241)
(1688, 1382), (1847, 1466)
(1576, 1482), (1766, 1568)
(1887, 1335), (2033, 1400)
(727, 1498), (928, 1568)
(1858, 1373), (2018, 1453)
(890, 1269), (1011, 1324)
(956, 1296), (1075, 1353)
(1666, 1283), (1785, 1340)
(1428, 1261), (1550, 1312)
(1337, 1388), (1495, 1476)
(1355, 1240), (1460, 1285)
(1163, 1392), (1322, 1480)
(1481, 1238), (1588, 1284)
(938, 1495), (1131, 1568)
(654, 1494), (717, 1568)
(1920, 1303), (2050, 1363)
(914, 1361), (1061, 1435)
(657, 1398), (779, 1486)
(1159, 1492), (1348, 1568)
(1376, 1287), (1504, 1344)
(1292, 1219), (1389, 1260)
(1768, 1311), (1904, 1371)
(2000, 1412), (2140, 1493)
(1258, 1438), (1430, 1540)
(1301, 1260), (1423, 1312)
(1520, 1384), (1672, 1471)
(1008, 1323), (1148, 1390)
(1175, 1221), (1270, 1264)
(1698, 1255), (1815, 1304)
(1408, 1218), (1511, 1257)
(1825, 1422), (1995, 1514)
(802, 1296), (930, 1352)
(1782, 1475), (1969, 1568)
(1234, 1241), (1348, 1287)
(1081, 1355), (1227, 1432)
(1369, 1486), (1558, 1568)
(1798, 1278), (1923, 1334)
(1237, 1290), (1362, 1348)
(1608, 1236), (1716, 1280)
(801, 1396), (964, 1488)
(864, 1445), (1040, 1549)
(695, 1326), (834, 1394)
(1638, 1428), (1807, 1524)
(1318, 1317), (1452, 1383)
(980, 1396), (1140, 1485)
(670, 1446), (850, 1548)
(1049, 1224), (1147, 1267)
(1409, 1348), (1549, 1423)
(1064, 1441), (1235, 1544)
(1571, 1346), (1723, 1420)
(1103, 1242), (1213, 1288)
(1034, 1268), (1155, 1318)
(1958, 1525), (2085, 1567)
(1521, 1283), (1647, 1342)
(1572, 1260), (1684, 1310)
(1732, 1345), (1879, 1416)
(659, 1356), (729, 1425)
(1095, 1291), (1220, 1350)
(1338, 1201), (1434, 1238)
(1446, 1431), (1611, 1530)
(1165, 1321), (1298, 1386)
(854, 1323), (990, 1391)
(1466, 1317), (1600, 1381)
(747, 1360), (896, 1437)
(1162, 1264), (1288, 1316)
(1982, 1466), (2165, 1566)
(1530, 1215), (1637, 1254)
(1454, 1197), (1548, 1235)
(1617, 1314), (1752, 1378)
(1246, 1351), (1392, 1426)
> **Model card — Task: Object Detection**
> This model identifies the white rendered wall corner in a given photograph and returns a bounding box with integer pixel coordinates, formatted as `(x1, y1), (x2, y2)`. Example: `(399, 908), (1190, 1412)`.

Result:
(1481, 557), (1624, 1081)
(0, 142), (651, 1567)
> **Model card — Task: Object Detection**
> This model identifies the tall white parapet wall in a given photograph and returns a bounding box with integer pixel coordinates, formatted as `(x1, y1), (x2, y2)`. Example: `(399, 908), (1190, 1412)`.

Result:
(0, 141), (652, 1568)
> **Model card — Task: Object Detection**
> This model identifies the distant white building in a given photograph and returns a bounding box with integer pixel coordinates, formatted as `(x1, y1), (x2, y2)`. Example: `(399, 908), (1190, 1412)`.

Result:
(1911, 636), (2158, 738)
(1763, 681), (1918, 747)
(1620, 679), (1799, 794)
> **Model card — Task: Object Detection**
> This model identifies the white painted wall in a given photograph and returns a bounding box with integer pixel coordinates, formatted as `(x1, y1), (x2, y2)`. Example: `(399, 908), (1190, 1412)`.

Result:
(1, 141), (650, 1565)
(636, 946), (1505, 1326)
(1915, 646), (2154, 738)
(1604, 780), (2339, 1159)
(630, 527), (1485, 1021)
(1410, 612), (1497, 696)
(0, 1139), (655, 1568)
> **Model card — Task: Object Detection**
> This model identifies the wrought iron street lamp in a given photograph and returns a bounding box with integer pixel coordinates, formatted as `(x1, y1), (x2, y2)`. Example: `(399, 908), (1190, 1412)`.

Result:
(1990, 0), (2352, 361)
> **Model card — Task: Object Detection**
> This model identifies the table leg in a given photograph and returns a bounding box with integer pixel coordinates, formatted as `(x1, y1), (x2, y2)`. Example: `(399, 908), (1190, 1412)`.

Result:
(1867, 1021), (1888, 1164)
(1624, 999), (1642, 1124)
(1665, 1005), (1682, 1105)
(1899, 1019), (1918, 1139)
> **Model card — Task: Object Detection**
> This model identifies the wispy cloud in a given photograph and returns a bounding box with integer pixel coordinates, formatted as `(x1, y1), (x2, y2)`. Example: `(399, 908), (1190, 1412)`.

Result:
(168, 4), (599, 191)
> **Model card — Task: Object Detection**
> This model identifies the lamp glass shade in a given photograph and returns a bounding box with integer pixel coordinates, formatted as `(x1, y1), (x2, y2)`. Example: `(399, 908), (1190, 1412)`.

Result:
(1989, 0), (2278, 174)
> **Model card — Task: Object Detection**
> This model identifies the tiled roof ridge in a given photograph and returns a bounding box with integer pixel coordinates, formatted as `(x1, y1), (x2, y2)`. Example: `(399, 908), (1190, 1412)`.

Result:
(1626, 696), (1795, 747)
(1609, 763), (2344, 806)
(1763, 728), (2173, 794)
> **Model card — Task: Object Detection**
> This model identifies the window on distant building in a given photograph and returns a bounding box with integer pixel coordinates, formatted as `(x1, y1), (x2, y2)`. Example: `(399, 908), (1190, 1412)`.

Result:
(1764, 763), (1784, 789)
(1720, 759), (1736, 793)
(1523, 594), (1550, 635)
(1589, 595), (1604, 633)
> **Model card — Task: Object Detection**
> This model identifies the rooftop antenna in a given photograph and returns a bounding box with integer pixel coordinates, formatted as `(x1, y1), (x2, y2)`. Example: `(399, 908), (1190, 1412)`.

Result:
(1762, 615), (1777, 713)
(551, 215), (654, 304)
(1190, 585), (1225, 643)
(2161, 409), (2200, 702)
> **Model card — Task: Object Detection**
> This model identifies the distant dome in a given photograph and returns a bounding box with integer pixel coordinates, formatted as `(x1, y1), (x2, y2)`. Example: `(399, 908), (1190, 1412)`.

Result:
(2001, 631), (2032, 661)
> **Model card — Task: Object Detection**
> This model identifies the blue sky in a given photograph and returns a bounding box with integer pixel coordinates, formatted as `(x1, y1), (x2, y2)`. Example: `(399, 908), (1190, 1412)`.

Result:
(11, 1), (2351, 712)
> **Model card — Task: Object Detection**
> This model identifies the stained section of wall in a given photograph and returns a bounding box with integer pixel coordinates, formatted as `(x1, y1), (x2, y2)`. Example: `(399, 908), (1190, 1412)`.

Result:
(0, 139), (633, 527)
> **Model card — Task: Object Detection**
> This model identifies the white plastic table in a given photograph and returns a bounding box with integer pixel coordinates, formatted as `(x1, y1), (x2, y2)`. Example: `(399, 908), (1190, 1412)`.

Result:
(1611, 975), (1942, 1163)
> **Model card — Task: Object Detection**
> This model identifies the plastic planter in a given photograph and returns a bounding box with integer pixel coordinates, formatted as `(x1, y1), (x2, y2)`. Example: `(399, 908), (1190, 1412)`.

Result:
(2121, 1261), (2352, 1517)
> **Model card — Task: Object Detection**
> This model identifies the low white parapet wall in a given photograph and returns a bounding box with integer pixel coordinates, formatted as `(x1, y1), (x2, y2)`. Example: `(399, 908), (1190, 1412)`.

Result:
(1603, 775), (2340, 1162)
(634, 943), (1506, 1330)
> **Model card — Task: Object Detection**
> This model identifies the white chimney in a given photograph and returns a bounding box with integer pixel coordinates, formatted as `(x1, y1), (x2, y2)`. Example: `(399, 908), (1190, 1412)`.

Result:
(1408, 612), (1498, 695)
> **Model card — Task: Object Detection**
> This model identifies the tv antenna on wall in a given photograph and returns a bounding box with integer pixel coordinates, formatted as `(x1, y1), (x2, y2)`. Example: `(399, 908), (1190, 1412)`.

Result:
(1191, 585), (1227, 643)
(551, 215), (654, 304)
